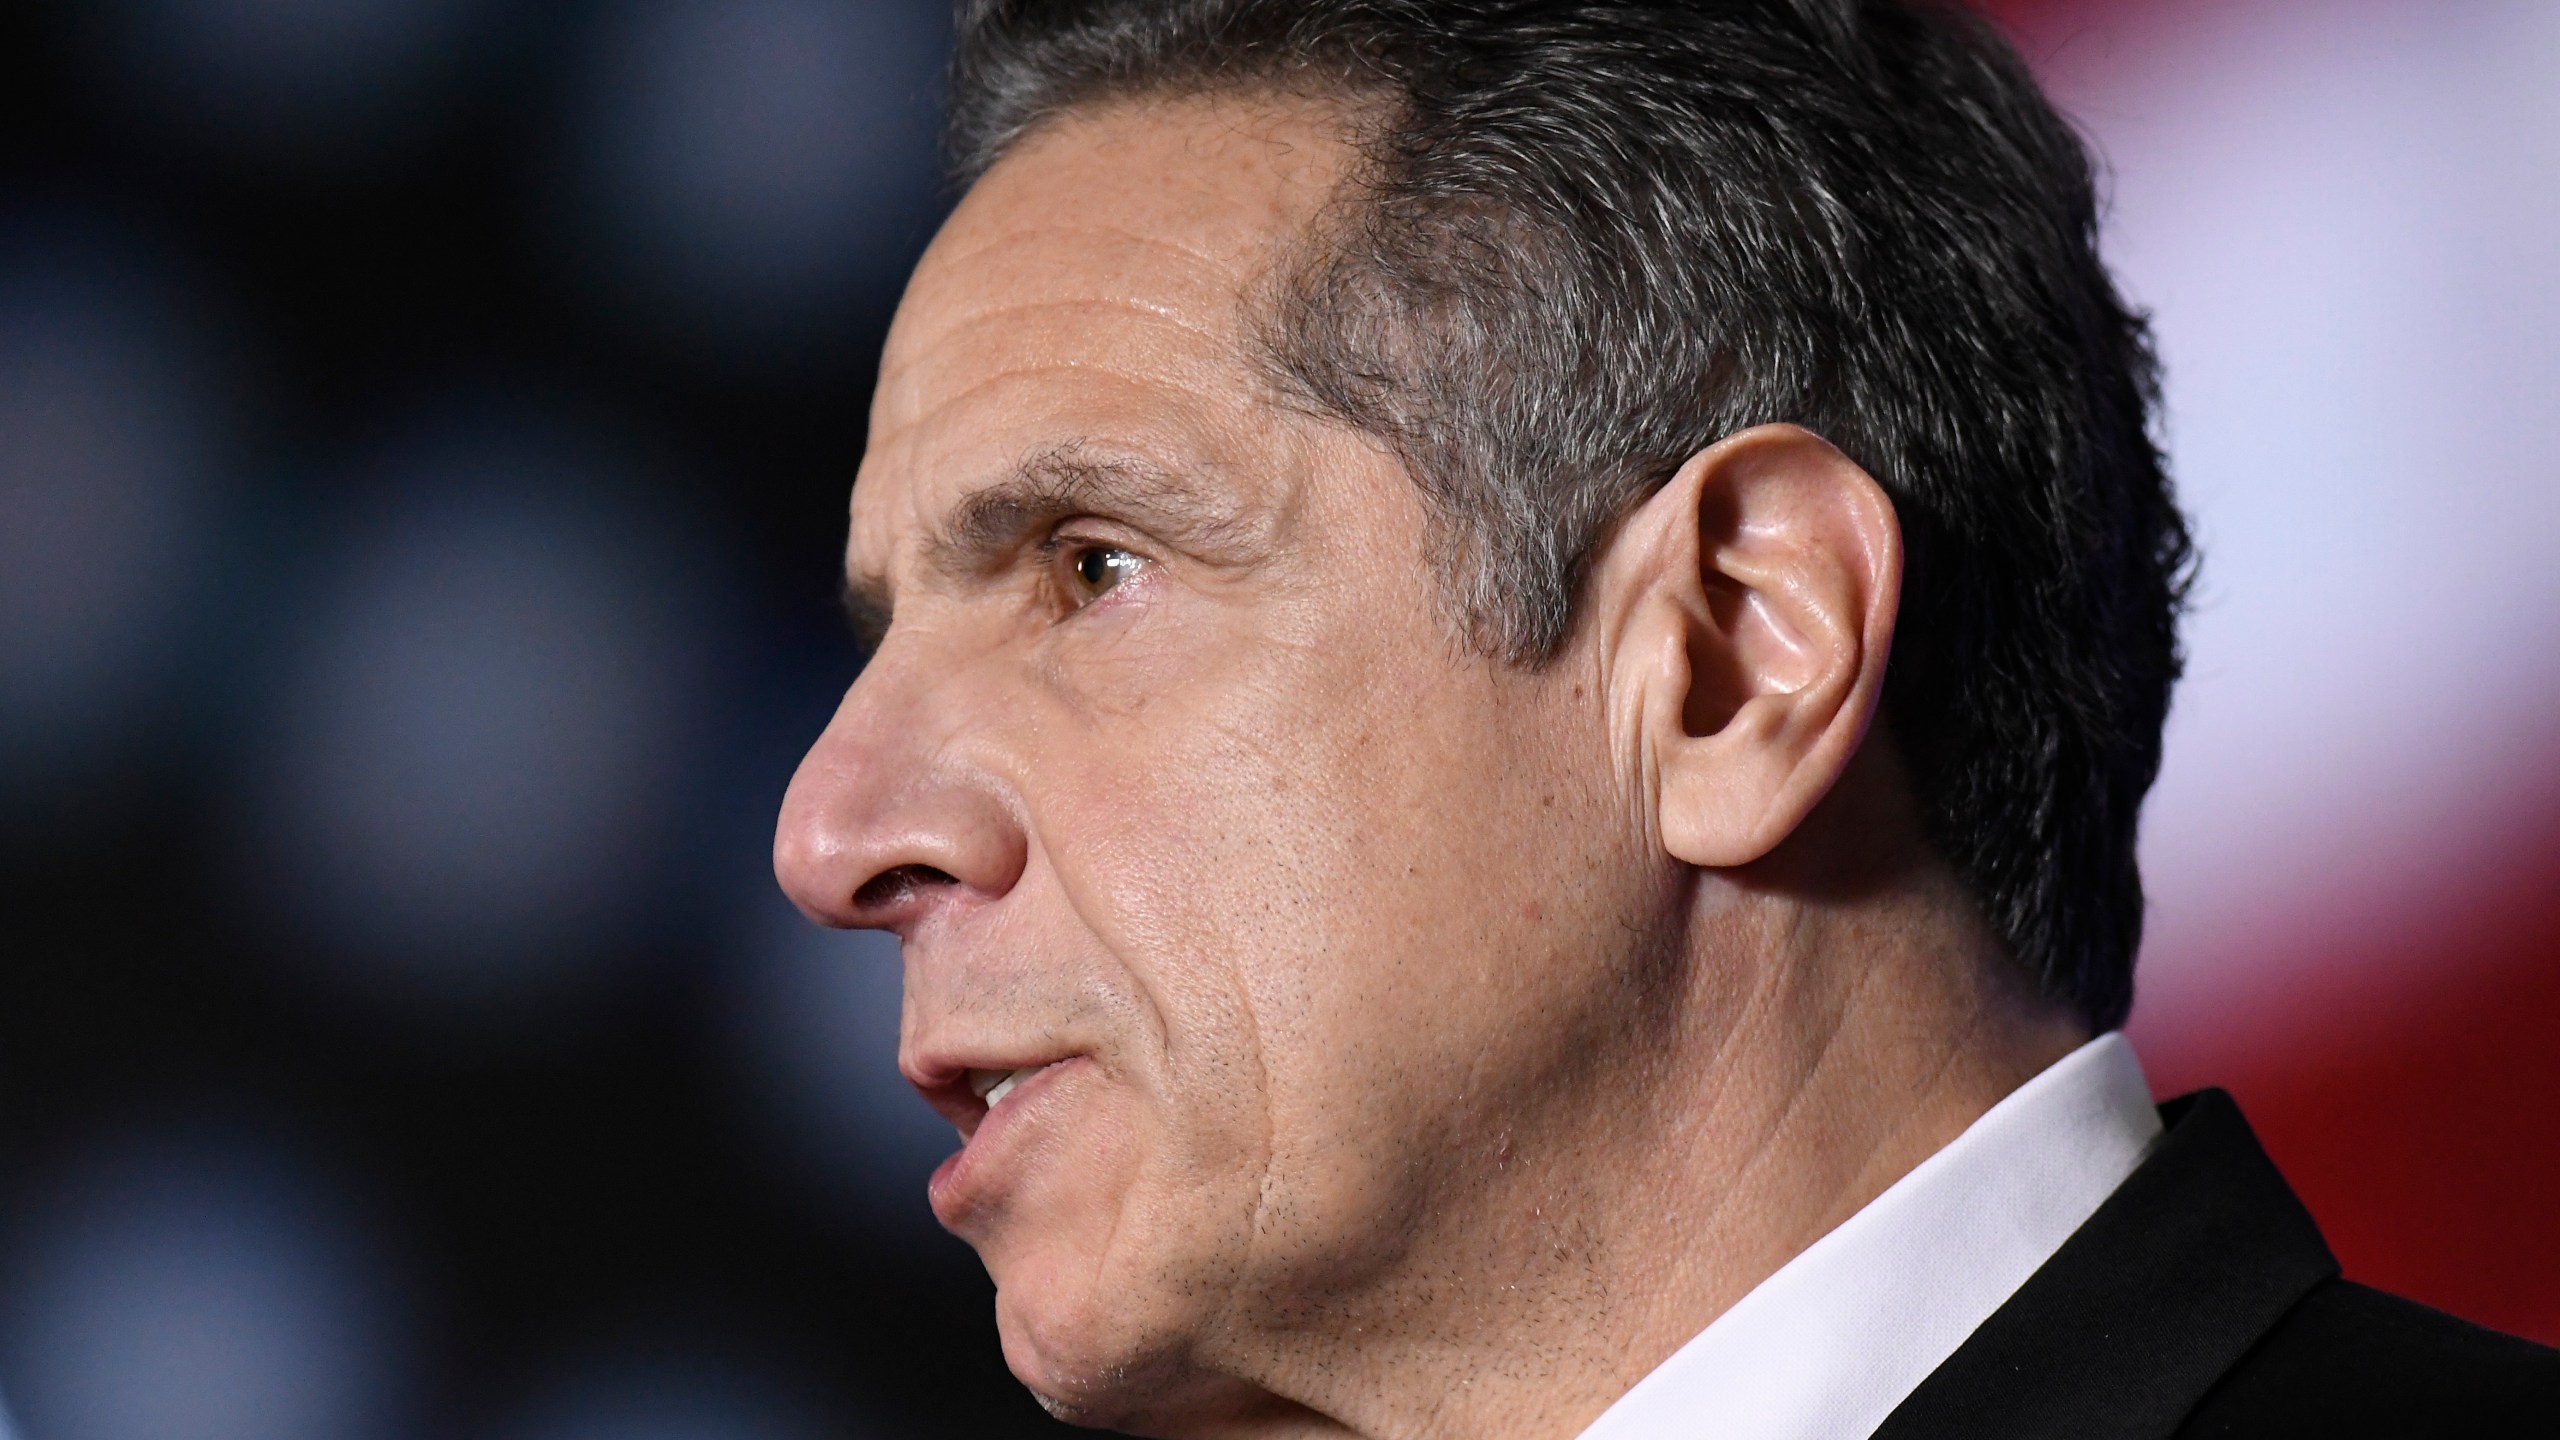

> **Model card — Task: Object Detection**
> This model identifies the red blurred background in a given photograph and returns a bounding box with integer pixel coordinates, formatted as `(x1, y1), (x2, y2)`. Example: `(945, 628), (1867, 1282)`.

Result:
(1996, 0), (2560, 1346)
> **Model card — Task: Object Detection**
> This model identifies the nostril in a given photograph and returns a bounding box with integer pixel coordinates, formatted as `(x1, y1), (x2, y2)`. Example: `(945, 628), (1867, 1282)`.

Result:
(854, 863), (958, 914)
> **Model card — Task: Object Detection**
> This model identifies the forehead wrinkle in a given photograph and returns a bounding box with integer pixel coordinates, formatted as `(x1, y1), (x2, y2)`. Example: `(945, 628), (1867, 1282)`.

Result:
(879, 352), (1243, 496)
(918, 217), (1263, 300)
(891, 162), (1313, 372)
(916, 293), (1239, 367)
(888, 260), (1265, 390)
(900, 222), (1269, 357)
(876, 268), (1263, 450)
(881, 298), (1248, 431)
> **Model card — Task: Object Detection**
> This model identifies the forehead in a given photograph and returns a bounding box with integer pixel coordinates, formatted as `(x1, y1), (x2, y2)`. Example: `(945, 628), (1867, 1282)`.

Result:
(852, 98), (1358, 581)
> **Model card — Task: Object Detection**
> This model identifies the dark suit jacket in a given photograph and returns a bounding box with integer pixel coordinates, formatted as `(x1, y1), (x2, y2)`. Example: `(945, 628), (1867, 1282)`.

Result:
(1870, 1090), (2560, 1438)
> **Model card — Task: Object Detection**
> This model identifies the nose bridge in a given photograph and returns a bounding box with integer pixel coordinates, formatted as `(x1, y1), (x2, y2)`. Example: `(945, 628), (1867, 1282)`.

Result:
(774, 630), (1028, 931)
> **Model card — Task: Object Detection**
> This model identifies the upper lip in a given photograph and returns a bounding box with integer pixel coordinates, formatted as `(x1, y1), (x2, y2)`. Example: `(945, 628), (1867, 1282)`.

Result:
(905, 1049), (1077, 1138)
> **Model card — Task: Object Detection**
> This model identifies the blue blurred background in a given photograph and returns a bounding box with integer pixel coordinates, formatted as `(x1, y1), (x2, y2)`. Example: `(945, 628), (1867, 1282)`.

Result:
(0, 1), (1033, 1435)
(0, 1), (2553, 1435)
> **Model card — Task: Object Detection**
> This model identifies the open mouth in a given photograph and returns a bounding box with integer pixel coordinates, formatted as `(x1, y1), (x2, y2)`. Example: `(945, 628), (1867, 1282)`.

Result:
(918, 1057), (1077, 1140)
(968, 1063), (1050, 1111)
(924, 1056), (1087, 1224)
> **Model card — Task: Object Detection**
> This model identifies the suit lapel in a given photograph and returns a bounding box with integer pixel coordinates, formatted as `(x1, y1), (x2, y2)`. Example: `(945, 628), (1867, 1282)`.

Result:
(1869, 1090), (2338, 1440)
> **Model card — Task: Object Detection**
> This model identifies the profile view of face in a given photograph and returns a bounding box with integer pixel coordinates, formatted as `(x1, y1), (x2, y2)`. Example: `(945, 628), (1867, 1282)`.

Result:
(776, 102), (1674, 1427)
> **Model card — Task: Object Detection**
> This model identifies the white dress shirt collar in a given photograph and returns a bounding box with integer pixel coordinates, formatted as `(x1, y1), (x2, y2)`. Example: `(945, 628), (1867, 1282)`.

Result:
(1574, 1033), (2162, 1440)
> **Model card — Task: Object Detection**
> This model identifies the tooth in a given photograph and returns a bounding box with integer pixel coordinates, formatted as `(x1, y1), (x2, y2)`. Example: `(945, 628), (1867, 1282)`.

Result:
(968, 1069), (1002, 1100)
(985, 1066), (1032, 1109)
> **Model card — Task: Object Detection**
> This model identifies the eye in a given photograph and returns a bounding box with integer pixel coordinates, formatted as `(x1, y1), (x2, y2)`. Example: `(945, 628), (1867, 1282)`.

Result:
(1063, 543), (1147, 605)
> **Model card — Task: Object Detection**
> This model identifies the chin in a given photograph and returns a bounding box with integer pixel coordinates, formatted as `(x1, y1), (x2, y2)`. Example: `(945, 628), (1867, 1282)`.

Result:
(994, 1281), (1190, 1431)
(988, 1237), (1263, 1435)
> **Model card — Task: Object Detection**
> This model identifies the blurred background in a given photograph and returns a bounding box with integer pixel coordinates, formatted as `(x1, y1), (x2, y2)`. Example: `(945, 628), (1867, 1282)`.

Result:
(0, 0), (2551, 1435)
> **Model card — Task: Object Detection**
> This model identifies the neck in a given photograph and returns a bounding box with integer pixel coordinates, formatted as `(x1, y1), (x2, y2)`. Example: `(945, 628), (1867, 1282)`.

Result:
(1212, 860), (2089, 1440)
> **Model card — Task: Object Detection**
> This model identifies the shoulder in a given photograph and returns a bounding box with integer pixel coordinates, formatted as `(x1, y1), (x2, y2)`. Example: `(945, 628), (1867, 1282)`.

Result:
(2177, 1279), (2560, 1437)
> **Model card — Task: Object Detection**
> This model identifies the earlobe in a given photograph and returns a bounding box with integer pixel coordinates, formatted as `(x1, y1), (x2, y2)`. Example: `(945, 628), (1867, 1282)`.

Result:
(1598, 425), (1902, 870)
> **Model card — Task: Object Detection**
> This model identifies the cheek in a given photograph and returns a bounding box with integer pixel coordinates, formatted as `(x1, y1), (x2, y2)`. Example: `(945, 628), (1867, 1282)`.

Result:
(1182, 693), (1647, 1258)
(989, 686), (1321, 1299)
(1056, 646), (1565, 1236)
(1014, 538), (1628, 1305)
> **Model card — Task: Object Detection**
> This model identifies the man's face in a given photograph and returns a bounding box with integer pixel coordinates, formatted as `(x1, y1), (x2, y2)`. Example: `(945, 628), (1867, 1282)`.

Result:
(777, 101), (1662, 1424)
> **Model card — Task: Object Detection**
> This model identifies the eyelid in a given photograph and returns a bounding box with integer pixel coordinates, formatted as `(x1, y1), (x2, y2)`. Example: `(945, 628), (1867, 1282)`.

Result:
(1041, 510), (1145, 547)
(1038, 516), (1161, 567)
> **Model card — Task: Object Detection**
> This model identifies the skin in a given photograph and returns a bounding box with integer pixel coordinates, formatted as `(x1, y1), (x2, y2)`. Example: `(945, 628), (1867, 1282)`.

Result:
(774, 96), (2089, 1439)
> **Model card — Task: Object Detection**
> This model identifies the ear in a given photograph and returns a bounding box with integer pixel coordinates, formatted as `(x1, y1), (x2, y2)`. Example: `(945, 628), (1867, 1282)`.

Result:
(1592, 424), (1902, 869)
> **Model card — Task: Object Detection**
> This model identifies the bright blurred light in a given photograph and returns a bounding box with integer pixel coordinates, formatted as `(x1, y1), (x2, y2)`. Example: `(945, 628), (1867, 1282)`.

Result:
(502, 1339), (841, 1440)
(560, 0), (947, 356)
(90, 0), (487, 165)
(0, 1118), (412, 1440)
(241, 410), (720, 1030)
(2010, 0), (2560, 1041)
(0, 223), (224, 787)
(725, 898), (955, 1236)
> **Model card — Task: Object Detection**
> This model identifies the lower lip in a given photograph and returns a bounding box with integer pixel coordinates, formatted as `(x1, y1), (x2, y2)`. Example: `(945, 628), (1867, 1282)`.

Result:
(928, 1056), (1087, 1225)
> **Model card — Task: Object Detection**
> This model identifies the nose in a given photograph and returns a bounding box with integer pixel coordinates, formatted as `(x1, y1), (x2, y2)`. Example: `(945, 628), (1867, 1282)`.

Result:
(774, 642), (1029, 934)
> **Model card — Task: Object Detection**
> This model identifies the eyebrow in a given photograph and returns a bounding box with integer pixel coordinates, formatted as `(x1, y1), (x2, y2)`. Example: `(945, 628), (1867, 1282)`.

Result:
(841, 442), (1257, 650)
